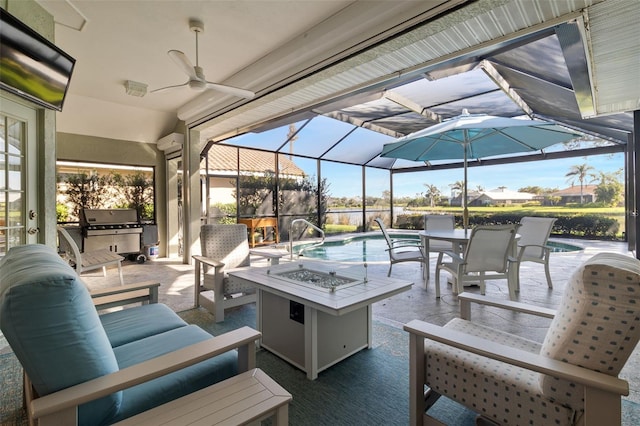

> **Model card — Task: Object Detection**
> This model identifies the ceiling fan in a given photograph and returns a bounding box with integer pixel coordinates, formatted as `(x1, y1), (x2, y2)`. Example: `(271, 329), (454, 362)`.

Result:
(151, 19), (255, 99)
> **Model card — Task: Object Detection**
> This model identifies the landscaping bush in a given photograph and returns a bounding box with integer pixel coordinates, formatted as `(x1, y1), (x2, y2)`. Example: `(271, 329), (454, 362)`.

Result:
(394, 213), (620, 239)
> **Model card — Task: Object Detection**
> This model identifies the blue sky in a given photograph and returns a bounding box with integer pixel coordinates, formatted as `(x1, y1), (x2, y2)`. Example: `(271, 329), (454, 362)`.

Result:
(319, 152), (624, 198)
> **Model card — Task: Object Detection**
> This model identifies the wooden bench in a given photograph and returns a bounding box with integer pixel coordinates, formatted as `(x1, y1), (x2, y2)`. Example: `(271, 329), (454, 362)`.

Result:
(114, 368), (292, 425)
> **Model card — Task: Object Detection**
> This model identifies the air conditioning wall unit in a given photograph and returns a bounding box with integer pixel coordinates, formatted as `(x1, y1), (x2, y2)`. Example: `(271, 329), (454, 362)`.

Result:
(157, 133), (184, 153)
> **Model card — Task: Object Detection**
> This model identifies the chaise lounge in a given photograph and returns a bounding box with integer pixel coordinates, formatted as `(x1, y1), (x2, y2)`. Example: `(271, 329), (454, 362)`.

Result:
(0, 244), (262, 425)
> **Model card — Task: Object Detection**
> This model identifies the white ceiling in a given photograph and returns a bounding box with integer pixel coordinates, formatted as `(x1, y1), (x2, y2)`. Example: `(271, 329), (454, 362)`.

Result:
(39, 0), (464, 144)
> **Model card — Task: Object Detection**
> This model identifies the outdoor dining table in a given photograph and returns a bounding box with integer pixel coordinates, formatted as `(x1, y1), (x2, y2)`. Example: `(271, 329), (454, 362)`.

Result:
(418, 228), (520, 290)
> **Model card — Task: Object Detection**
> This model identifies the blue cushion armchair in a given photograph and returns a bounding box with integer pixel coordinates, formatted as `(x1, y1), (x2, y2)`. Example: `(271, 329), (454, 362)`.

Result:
(0, 244), (260, 425)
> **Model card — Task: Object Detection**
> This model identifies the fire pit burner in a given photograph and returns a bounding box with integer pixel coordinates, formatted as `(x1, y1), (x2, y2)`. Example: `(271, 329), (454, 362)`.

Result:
(271, 265), (363, 292)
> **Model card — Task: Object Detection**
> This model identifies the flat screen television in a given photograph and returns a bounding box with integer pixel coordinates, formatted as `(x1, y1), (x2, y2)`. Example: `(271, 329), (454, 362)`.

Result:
(0, 8), (75, 111)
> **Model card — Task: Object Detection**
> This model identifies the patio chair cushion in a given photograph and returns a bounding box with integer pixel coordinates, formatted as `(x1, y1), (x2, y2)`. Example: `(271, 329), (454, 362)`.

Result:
(539, 253), (640, 407)
(425, 318), (575, 425)
(0, 244), (121, 424)
(100, 303), (188, 348)
(111, 324), (238, 422)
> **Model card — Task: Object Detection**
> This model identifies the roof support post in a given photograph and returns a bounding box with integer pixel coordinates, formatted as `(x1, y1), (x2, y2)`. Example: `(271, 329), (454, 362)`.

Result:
(629, 110), (639, 259)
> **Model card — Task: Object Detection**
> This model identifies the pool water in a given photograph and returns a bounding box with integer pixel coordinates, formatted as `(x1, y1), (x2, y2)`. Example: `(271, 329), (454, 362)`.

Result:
(298, 235), (582, 263)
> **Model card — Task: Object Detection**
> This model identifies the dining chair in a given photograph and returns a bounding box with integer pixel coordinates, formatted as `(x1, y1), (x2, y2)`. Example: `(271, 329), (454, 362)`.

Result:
(375, 218), (426, 277)
(423, 214), (455, 279)
(434, 224), (517, 298)
(405, 252), (640, 426)
(57, 225), (124, 285)
(514, 216), (557, 289)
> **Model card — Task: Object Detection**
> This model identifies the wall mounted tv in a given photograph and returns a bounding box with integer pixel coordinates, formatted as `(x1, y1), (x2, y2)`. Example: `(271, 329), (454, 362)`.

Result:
(0, 9), (75, 111)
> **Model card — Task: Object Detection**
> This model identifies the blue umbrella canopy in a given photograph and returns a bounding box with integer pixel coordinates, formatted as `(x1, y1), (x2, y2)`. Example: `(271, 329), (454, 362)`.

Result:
(381, 110), (581, 228)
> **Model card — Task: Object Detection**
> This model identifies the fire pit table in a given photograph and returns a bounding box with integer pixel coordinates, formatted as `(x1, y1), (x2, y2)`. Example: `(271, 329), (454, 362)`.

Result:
(229, 261), (413, 379)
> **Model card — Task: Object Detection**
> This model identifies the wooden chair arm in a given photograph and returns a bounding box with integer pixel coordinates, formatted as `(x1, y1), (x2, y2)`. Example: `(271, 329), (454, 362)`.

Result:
(457, 292), (556, 320)
(403, 319), (628, 396)
(91, 281), (160, 309)
(30, 326), (262, 423)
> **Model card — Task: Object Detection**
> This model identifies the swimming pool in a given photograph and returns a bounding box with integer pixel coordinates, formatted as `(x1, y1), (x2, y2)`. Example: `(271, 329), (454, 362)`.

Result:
(297, 234), (582, 263)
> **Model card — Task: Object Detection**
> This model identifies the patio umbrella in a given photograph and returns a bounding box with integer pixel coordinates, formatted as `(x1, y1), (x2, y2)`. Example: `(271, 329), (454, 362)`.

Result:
(380, 110), (581, 229)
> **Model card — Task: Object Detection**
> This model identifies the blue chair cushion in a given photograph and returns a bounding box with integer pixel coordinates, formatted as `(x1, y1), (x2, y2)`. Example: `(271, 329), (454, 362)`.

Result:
(109, 324), (238, 422)
(0, 244), (121, 425)
(100, 303), (188, 348)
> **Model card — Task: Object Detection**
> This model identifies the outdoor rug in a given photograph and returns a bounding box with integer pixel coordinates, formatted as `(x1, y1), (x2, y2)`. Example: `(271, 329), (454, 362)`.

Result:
(2, 305), (640, 425)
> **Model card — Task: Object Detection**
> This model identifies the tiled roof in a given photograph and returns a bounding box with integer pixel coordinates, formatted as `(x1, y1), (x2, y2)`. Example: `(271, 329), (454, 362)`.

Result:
(551, 185), (597, 196)
(204, 144), (305, 176)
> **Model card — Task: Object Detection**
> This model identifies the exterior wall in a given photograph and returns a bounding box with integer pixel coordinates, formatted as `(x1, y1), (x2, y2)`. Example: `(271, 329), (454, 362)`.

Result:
(57, 132), (168, 256)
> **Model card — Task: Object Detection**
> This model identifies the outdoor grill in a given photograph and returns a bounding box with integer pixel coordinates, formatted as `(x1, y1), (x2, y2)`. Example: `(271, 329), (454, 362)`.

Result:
(81, 208), (142, 255)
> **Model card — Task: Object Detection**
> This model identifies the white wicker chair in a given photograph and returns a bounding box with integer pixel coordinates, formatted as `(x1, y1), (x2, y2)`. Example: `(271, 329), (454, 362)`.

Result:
(434, 224), (517, 298)
(423, 214), (455, 279)
(375, 218), (426, 278)
(57, 225), (124, 284)
(193, 224), (267, 322)
(405, 252), (640, 426)
(515, 216), (557, 289)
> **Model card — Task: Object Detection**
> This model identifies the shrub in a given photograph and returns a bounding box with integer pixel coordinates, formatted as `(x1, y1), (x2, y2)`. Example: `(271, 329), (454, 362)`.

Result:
(394, 212), (620, 239)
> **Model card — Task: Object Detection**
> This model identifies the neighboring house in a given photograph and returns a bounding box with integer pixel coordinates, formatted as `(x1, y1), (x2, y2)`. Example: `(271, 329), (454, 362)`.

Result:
(550, 185), (598, 204)
(469, 188), (536, 206)
(450, 188), (535, 206)
(203, 144), (306, 205)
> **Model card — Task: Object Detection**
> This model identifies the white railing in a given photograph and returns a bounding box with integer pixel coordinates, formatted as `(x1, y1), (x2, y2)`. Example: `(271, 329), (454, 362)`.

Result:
(289, 219), (325, 260)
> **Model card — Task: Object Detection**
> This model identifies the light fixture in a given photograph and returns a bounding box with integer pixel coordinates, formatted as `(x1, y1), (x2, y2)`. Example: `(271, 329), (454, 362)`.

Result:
(124, 80), (147, 97)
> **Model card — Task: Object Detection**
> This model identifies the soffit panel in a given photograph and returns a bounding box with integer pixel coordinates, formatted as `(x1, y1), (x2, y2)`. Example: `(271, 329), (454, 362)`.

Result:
(587, 0), (640, 115)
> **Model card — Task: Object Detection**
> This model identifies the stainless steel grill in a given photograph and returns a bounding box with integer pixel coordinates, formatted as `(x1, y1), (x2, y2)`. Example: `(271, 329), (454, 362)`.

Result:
(81, 208), (142, 254)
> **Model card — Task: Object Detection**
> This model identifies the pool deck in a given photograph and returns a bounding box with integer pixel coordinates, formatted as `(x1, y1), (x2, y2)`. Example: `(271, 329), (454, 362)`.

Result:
(69, 235), (639, 406)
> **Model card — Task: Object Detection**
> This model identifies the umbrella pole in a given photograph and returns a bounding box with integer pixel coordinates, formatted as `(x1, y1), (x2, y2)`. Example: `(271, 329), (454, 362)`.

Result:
(463, 135), (469, 230)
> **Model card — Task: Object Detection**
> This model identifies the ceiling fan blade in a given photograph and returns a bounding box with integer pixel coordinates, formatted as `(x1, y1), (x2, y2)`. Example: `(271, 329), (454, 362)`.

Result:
(168, 50), (197, 79)
(150, 81), (189, 94)
(205, 82), (255, 99)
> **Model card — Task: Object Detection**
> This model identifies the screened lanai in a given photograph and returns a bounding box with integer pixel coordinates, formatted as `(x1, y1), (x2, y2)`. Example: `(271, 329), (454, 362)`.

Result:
(193, 0), (638, 254)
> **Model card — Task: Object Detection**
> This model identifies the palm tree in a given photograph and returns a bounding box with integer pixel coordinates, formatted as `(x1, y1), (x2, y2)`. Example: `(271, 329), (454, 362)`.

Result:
(565, 163), (594, 203)
(423, 184), (441, 207)
(449, 180), (465, 206)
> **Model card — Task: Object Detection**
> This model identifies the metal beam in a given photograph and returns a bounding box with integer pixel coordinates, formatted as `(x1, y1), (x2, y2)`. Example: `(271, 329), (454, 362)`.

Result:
(478, 60), (533, 117)
(383, 90), (442, 123)
(554, 17), (597, 118)
(323, 111), (403, 138)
